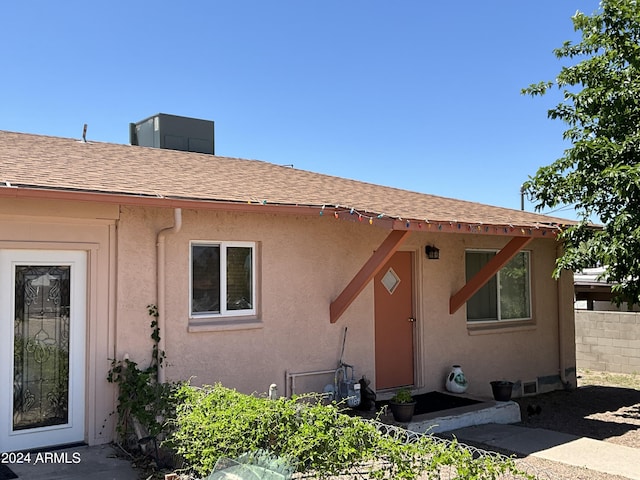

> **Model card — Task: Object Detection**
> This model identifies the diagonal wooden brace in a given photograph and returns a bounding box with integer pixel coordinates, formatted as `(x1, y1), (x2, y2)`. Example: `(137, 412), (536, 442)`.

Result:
(330, 229), (411, 323)
(449, 236), (533, 315)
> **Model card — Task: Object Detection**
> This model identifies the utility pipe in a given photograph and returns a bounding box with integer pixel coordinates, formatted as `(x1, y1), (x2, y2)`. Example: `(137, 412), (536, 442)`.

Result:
(156, 208), (182, 383)
(556, 244), (569, 388)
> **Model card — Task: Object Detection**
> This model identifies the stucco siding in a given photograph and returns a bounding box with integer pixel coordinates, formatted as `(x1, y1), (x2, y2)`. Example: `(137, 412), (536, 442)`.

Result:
(116, 207), (380, 395)
(1, 199), (575, 449)
(414, 234), (574, 397)
(115, 206), (575, 399)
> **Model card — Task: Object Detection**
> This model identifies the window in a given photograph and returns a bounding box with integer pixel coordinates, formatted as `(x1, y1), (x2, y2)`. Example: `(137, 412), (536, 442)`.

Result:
(465, 250), (531, 322)
(191, 241), (256, 317)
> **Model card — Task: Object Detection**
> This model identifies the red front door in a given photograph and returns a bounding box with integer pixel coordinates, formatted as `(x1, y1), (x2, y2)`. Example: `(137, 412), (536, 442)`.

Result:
(374, 251), (415, 390)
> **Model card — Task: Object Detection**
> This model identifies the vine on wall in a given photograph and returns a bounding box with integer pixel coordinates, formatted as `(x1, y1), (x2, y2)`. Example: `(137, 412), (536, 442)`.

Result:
(107, 305), (180, 448)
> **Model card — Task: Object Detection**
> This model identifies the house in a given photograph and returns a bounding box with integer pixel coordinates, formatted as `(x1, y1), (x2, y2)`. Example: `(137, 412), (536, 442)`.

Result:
(0, 124), (577, 452)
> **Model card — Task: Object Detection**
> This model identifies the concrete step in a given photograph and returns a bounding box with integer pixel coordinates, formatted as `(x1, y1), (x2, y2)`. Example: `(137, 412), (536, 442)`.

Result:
(381, 399), (522, 434)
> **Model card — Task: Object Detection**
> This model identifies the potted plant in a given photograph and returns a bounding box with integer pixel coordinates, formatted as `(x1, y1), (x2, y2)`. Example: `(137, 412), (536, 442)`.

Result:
(388, 388), (416, 422)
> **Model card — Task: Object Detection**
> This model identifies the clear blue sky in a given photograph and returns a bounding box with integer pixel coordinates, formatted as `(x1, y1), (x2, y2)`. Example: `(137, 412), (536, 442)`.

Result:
(0, 1), (601, 218)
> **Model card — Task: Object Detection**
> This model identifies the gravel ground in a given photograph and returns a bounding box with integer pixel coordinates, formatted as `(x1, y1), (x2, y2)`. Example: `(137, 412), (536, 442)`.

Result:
(499, 369), (640, 480)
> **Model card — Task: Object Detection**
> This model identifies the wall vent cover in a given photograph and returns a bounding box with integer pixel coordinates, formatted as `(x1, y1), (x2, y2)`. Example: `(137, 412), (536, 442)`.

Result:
(522, 380), (538, 396)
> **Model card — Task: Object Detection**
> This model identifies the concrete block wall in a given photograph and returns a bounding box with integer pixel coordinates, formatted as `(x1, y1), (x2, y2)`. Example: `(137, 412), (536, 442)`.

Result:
(575, 310), (640, 374)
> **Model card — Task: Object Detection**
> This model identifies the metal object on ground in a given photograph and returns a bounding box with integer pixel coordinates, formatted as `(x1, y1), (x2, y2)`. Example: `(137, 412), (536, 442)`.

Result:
(205, 450), (295, 480)
(334, 327), (361, 408)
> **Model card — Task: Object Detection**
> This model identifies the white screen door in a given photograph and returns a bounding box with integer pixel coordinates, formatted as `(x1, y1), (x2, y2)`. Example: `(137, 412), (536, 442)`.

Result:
(0, 250), (86, 451)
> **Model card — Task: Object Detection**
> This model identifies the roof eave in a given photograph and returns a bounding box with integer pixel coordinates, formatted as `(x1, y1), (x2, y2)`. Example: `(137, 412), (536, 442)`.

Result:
(0, 184), (327, 217)
(0, 184), (563, 237)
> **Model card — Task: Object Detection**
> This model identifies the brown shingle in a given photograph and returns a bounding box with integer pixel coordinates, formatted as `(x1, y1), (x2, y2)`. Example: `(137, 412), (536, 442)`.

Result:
(0, 130), (572, 229)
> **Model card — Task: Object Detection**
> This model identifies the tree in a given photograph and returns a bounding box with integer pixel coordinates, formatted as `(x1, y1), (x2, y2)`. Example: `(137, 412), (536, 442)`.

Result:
(523, 0), (640, 306)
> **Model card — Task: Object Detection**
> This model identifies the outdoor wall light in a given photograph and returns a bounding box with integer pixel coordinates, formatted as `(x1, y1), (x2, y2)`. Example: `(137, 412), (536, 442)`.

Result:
(425, 245), (440, 260)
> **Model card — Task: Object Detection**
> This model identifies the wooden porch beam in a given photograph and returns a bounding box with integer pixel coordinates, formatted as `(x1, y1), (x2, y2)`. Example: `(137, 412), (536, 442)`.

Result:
(330, 229), (411, 323)
(449, 236), (533, 315)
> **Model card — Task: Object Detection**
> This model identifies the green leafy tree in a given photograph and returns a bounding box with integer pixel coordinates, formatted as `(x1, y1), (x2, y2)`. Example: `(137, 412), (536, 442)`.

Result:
(523, 0), (640, 305)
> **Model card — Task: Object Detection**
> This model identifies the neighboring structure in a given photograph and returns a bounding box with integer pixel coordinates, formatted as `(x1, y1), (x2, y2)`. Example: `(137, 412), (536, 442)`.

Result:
(0, 126), (576, 451)
(574, 267), (640, 374)
(574, 267), (616, 311)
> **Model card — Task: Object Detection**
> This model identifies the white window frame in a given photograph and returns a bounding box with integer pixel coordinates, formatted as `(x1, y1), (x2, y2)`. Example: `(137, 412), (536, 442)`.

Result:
(465, 249), (532, 323)
(190, 241), (257, 318)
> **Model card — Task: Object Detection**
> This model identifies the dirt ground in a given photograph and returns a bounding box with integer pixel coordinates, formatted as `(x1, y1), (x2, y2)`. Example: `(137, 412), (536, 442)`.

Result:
(466, 369), (640, 480)
(514, 369), (640, 449)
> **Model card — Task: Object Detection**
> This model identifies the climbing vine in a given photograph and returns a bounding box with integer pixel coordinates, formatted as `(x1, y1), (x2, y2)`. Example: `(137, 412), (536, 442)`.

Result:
(107, 305), (180, 445)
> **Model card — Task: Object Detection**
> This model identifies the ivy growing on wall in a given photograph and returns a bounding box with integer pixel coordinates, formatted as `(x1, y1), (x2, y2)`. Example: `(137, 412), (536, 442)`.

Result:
(106, 305), (181, 446)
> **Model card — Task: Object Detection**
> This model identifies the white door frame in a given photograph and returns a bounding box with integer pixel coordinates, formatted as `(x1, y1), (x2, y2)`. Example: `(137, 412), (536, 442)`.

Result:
(0, 249), (86, 452)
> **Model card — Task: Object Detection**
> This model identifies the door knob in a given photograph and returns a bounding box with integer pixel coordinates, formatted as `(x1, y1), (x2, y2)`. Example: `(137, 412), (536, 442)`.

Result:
(408, 317), (416, 322)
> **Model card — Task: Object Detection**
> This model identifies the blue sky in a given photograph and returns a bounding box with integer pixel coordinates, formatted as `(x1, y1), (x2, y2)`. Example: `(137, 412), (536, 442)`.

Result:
(0, 1), (601, 219)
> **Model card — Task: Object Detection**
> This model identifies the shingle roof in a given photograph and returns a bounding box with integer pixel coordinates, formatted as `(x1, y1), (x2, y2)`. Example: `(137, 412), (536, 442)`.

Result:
(0, 130), (573, 231)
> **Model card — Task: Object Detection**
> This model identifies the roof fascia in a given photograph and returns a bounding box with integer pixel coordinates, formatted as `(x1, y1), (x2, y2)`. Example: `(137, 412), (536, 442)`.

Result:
(330, 229), (411, 324)
(390, 219), (560, 238)
(449, 236), (533, 315)
(0, 186), (564, 237)
(0, 186), (325, 217)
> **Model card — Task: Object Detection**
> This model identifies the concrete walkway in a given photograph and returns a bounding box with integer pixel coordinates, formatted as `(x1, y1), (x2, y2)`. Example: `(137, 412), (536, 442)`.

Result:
(448, 423), (640, 480)
(6, 444), (138, 480)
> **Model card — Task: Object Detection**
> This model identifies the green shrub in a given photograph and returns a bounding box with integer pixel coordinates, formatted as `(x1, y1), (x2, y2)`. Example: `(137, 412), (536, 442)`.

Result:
(107, 357), (181, 441)
(107, 305), (182, 445)
(390, 387), (414, 404)
(166, 383), (531, 479)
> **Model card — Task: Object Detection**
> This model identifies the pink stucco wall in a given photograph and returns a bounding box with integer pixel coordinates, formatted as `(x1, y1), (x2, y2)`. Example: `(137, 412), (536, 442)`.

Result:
(115, 205), (576, 399)
(1, 198), (575, 447)
(115, 206), (380, 394)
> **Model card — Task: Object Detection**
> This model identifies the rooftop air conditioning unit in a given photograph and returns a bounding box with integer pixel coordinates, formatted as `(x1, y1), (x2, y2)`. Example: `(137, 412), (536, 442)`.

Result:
(129, 113), (214, 155)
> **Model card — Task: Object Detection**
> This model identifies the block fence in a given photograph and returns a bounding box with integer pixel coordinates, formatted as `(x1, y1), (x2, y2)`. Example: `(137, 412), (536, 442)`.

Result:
(575, 310), (640, 374)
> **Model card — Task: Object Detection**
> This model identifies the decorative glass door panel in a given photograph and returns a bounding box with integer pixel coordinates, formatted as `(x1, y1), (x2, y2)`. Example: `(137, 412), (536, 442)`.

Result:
(0, 250), (86, 452)
(13, 265), (71, 431)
